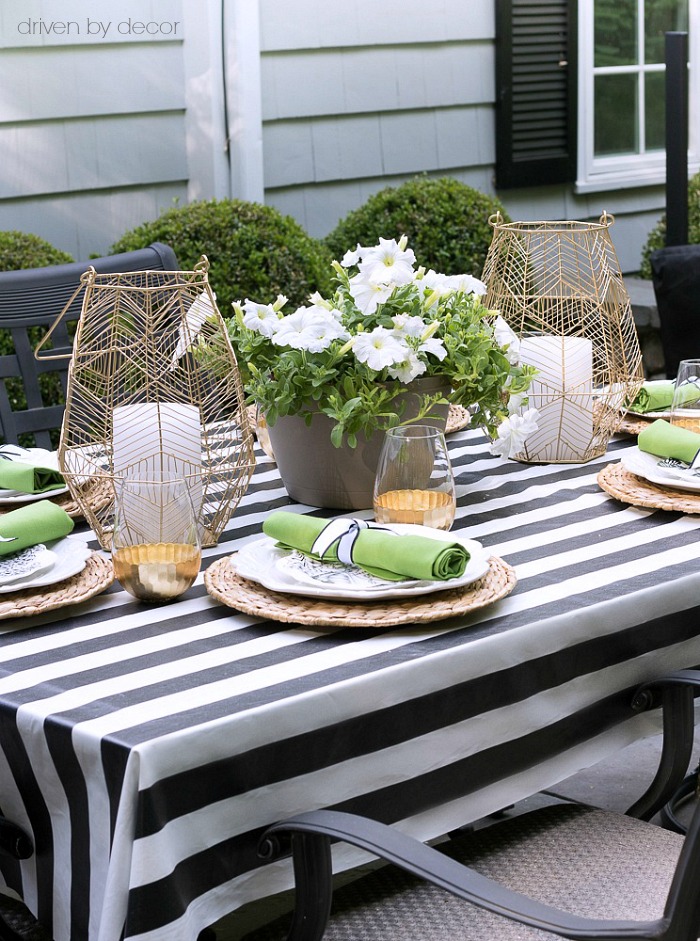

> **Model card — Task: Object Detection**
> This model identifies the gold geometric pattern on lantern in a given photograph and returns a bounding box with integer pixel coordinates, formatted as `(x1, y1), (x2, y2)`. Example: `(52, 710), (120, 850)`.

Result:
(481, 212), (644, 463)
(37, 257), (255, 549)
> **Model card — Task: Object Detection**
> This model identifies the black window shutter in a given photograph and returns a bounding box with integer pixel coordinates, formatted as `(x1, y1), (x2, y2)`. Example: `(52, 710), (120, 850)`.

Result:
(495, 0), (577, 189)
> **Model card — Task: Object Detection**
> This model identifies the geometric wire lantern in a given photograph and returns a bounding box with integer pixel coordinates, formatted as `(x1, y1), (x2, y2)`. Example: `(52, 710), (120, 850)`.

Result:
(482, 212), (644, 463)
(36, 257), (255, 548)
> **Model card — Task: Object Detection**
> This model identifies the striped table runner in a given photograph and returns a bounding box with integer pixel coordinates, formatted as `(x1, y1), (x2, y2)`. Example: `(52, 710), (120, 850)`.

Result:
(1, 429), (700, 941)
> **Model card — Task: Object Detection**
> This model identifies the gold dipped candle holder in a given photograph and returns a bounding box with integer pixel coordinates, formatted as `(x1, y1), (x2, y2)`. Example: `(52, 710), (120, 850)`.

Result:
(36, 257), (255, 549)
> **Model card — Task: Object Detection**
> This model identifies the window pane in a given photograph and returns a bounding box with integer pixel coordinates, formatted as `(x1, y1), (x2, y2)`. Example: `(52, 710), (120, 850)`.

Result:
(595, 74), (639, 155)
(595, 0), (637, 66)
(645, 0), (688, 64)
(645, 71), (666, 149)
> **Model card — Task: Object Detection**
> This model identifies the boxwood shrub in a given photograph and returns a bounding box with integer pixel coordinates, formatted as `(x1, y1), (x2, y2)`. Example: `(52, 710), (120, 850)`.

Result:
(0, 231), (73, 271)
(640, 170), (700, 278)
(108, 199), (333, 311)
(324, 176), (510, 278)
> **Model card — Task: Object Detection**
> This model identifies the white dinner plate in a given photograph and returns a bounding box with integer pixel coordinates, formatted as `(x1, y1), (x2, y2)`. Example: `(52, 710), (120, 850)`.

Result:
(0, 545), (57, 585)
(235, 524), (490, 600)
(621, 447), (700, 494)
(0, 447), (69, 503)
(0, 536), (92, 594)
(624, 409), (671, 421)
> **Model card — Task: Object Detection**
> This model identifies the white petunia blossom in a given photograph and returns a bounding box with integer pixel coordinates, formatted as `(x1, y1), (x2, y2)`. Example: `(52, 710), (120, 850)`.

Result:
(391, 314), (425, 338)
(241, 300), (282, 337)
(417, 335), (447, 361)
(348, 273), (396, 314)
(493, 316), (521, 365)
(490, 408), (540, 459)
(272, 306), (349, 352)
(357, 237), (416, 285)
(386, 352), (427, 383)
(441, 273), (487, 296)
(352, 327), (410, 371)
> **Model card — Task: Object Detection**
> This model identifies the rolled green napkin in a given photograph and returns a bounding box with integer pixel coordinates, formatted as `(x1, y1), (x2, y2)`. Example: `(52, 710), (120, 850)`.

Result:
(0, 501), (74, 557)
(627, 380), (699, 414)
(637, 419), (700, 465)
(263, 511), (469, 582)
(0, 458), (64, 494)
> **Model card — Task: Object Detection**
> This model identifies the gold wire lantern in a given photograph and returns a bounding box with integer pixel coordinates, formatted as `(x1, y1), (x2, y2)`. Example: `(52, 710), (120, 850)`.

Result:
(482, 212), (643, 463)
(36, 257), (255, 548)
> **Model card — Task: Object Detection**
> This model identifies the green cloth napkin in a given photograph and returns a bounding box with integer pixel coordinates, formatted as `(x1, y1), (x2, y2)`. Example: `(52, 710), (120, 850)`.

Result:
(628, 380), (700, 414)
(263, 511), (469, 582)
(637, 419), (700, 465)
(0, 459), (64, 494)
(0, 501), (74, 557)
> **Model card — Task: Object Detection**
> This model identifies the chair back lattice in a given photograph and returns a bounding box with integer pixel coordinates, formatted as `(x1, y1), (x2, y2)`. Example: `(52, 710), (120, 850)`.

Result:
(482, 213), (643, 462)
(0, 243), (178, 449)
(48, 256), (255, 549)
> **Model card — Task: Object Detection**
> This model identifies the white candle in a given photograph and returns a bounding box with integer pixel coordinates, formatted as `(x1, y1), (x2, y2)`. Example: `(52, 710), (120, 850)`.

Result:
(112, 404), (203, 536)
(112, 403), (202, 475)
(518, 336), (594, 462)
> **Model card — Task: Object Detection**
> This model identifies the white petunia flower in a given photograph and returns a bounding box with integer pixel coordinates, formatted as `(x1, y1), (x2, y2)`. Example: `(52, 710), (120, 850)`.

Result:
(489, 408), (540, 459)
(348, 273), (396, 314)
(352, 327), (411, 371)
(441, 273), (487, 295)
(272, 307), (349, 352)
(493, 316), (521, 365)
(417, 336), (447, 360)
(391, 314), (425, 338)
(340, 246), (362, 267)
(386, 352), (427, 383)
(358, 237), (416, 285)
(242, 300), (282, 337)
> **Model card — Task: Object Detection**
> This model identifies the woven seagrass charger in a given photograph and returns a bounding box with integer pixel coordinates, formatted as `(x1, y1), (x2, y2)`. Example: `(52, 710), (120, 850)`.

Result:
(598, 462), (700, 515)
(204, 554), (516, 628)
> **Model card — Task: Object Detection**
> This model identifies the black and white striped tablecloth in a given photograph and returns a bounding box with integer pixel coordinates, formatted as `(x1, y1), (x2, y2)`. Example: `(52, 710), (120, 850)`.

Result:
(1, 429), (700, 941)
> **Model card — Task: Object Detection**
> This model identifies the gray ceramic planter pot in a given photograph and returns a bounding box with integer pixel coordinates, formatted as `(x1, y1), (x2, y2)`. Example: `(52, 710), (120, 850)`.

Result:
(265, 377), (450, 510)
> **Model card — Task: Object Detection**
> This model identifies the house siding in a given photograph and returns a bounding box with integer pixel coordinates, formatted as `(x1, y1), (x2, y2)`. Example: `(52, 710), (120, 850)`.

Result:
(0, 0), (668, 274)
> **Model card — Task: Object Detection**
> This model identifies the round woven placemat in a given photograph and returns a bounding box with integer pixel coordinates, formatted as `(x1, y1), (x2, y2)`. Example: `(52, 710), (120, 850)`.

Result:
(204, 554), (516, 628)
(617, 414), (654, 437)
(0, 553), (113, 620)
(445, 404), (471, 435)
(598, 462), (700, 514)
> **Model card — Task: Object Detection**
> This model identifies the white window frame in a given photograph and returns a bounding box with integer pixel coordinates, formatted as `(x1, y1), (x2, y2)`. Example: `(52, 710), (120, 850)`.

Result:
(576, 0), (700, 193)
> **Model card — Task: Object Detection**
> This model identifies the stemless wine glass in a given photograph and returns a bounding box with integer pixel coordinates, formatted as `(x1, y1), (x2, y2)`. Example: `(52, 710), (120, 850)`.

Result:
(670, 359), (700, 433)
(112, 470), (201, 602)
(373, 424), (456, 530)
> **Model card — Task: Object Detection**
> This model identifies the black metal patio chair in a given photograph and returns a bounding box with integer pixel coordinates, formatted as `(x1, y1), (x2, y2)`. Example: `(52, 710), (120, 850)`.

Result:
(0, 242), (178, 448)
(248, 671), (700, 941)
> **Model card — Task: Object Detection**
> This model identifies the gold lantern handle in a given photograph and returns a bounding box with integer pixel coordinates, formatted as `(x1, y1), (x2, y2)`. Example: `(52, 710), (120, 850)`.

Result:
(488, 211), (504, 227)
(599, 210), (615, 227)
(34, 268), (95, 362)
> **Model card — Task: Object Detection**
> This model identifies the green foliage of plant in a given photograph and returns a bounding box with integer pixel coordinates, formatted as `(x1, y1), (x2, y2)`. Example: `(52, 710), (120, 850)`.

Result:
(0, 232), (74, 445)
(108, 198), (333, 310)
(0, 231), (73, 271)
(324, 177), (510, 279)
(640, 171), (700, 278)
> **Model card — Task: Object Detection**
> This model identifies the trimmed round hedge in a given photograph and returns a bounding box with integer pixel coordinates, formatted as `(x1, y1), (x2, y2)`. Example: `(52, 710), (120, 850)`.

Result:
(108, 199), (332, 310)
(324, 177), (510, 278)
(640, 170), (700, 278)
(0, 231), (73, 271)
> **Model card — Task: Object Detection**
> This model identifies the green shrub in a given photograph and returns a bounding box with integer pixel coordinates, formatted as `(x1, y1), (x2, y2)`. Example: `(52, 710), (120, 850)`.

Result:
(324, 176), (510, 278)
(108, 198), (333, 310)
(640, 171), (700, 278)
(0, 233), (74, 445)
(0, 231), (73, 271)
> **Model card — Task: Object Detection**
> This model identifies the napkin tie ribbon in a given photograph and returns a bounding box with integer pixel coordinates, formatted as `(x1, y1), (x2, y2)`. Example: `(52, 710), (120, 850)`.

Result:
(310, 518), (395, 566)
